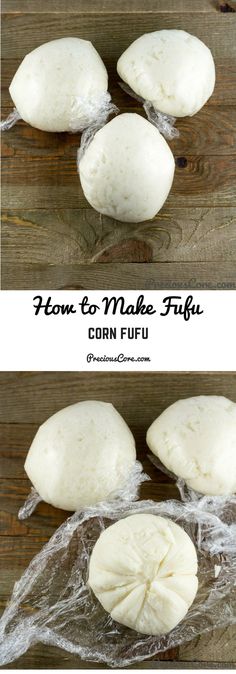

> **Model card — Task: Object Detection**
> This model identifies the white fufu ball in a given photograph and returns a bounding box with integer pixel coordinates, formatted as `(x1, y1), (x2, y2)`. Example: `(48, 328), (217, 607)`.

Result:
(88, 513), (198, 635)
(24, 401), (136, 510)
(147, 396), (236, 495)
(9, 37), (108, 132)
(117, 30), (215, 117)
(79, 112), (175, 223)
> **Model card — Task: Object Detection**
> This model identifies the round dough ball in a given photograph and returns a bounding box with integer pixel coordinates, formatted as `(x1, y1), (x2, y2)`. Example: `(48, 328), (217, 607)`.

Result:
(79, 113), (175, 223)
(25, 401), (136, 510)
(88, 513), (198, 635)
(117, 30), (215, 117)
(147, 396), (236, 495)
(9, 37), (108, 132)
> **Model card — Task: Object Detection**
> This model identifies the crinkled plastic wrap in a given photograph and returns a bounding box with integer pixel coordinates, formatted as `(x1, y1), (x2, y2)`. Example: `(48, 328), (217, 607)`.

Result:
(77, 98), (119, 166)
(18, 459), (147, 520)
(148, 453), (236, 506)
(0, 108), (21, 131)
(69, 92), (118, 134)
(0, 496), (235, 668)
(119, 81), (179, 140)
(1, 92), (118, 134)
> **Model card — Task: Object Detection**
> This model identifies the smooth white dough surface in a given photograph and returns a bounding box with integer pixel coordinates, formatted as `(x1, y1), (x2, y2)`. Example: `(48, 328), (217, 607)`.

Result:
(25, 401), (136, 510)
(9, 37), (108, 132)
(147, 396), (236, 495)
(79, 113), (175, 223)
(117, 30), (215, 117)
(88, 513), (198, 635)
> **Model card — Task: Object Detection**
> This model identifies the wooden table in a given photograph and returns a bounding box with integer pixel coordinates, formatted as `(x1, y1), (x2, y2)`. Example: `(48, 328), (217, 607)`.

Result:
(0, 371), (235, 668)
(1, 0), (236, 290)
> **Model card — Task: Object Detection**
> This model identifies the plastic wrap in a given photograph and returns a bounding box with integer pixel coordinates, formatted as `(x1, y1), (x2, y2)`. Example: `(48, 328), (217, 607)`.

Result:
(0, 496), (235, 668)
(17, 459), (148, 520)
(119, 81), (179, 140)
(1, 92), (118, 135)
(148, 453), (236, 506)
(69, 91), (118, 134)
(0, 108), (21, 131)
(77, 96), (119, 165)
(18, 487), (42, 520)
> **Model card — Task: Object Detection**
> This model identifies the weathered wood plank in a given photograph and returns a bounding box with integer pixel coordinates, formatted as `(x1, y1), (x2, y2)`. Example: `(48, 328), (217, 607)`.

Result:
(0, 639), (178, 669)
(2, 261), (236, 291)
(3, 0), (234, 14)
(0, 478), (76, 536)
(179, 626), (236, 663)
(130, 661), (235, 670)
(1, 104), (236, 155)
(3, 646), (235, 669)
(0, 423), (35, 478)
(0, 475), (178, 535)
(0, 372), (235, 423)
(2, 14), (236, 61)
(0, 427), (33, 486)
(0, 534), (50, 564)
(2, 208), (236, 266)
(2, 155), (236, 209)
(0, 640), (95, 669)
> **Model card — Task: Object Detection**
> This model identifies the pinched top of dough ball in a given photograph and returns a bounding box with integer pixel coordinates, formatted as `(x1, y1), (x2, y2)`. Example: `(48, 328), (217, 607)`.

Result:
(88, 513), (198, 636)
(117, 30), (215, 117)
(10, 37), (108, 132)
(25, 401), (136, 511)
(147, 395), (236, 495)
(79, 112), (175, 223)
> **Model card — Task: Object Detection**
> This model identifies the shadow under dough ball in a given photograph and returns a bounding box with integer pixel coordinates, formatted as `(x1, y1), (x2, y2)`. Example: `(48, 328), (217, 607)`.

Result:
(79, 112), (175, 223)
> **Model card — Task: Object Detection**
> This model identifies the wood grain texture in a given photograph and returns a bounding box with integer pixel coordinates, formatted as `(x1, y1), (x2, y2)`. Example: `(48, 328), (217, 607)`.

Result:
(2, 207), (236, 265)
(2, 262), (236, 291)
(2, 96), (236, 154)
(3, 653), (236, 671)
(1, 372), (236, 423)
(3, 0), (236, 14)
(2, 156), (236, 209)
(0, 371), (235, 668)
(2, 14), (236, 60)
(179, 626), (236, 663)
(1, 3), (236, 289)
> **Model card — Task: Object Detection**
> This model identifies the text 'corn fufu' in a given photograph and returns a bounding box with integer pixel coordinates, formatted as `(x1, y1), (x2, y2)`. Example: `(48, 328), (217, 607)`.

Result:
(88, 513), (198, 635)
(79, 113), (175, 223)
(117, 30), (215, 118)
(9, 37), (108, 132)
(25, 401), (136, 511)
(147, 395), (236, 495)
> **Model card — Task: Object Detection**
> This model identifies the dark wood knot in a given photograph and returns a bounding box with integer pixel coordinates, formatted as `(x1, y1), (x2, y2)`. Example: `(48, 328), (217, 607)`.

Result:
(97, 239), (153, 263)
(176, 156), (188, 168)
(219, 2), (236, 12)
